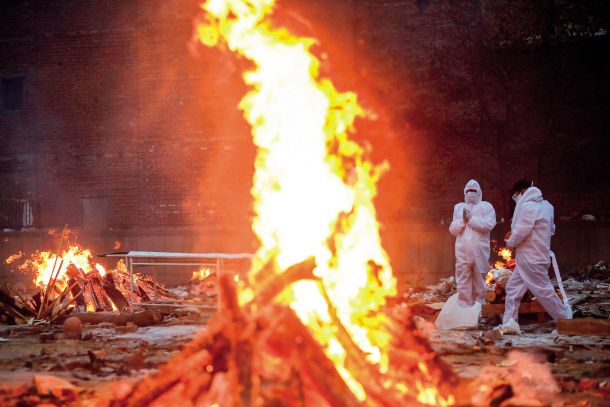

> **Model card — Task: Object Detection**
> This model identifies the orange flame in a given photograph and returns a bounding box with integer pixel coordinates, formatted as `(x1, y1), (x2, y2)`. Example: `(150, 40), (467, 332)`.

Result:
(487, 247), (514, 287)
(192, 267), (213, 282)
(498, 248), (512, 262)
(4, 251), (24, 265)
(195, 1), (451, 404)
(485, 270), (494, 286)
(10, 244), (107, 292)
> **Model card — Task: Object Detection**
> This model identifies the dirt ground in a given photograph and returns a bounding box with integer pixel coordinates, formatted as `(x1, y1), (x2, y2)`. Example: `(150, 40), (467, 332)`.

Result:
(1, 292), (609, 406)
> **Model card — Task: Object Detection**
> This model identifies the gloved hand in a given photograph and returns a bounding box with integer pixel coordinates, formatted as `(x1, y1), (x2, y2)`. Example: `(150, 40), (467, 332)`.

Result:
(463, 208), (471, 222)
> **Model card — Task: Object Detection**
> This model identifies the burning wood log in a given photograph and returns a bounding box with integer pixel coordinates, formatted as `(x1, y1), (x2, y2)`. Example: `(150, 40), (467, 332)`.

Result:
(102, 273), (129, 311)
(86, 271), (114, 312)
(67, 277), (87, 312)
(113, 269), (458, 406)
(252, 256), (316, 307)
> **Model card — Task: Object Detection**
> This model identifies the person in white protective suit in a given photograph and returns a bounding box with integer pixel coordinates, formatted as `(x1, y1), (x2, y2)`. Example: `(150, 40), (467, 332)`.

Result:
(449, 180), (497, 307)
(500, 180), (572, 332)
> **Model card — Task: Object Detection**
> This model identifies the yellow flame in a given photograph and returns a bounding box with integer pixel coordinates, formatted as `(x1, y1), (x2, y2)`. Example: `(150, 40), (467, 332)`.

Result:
(9, 244), (107, 292)
(192, 267), (213, 282)
(195, 0), (450, 404)
(485, 270), (495, 286)
(5, 251), (24, 265)
(498, 248), (512, 262)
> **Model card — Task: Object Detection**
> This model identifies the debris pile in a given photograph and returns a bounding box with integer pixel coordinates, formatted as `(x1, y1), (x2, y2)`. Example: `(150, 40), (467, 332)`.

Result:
(565, 260), (610, 283)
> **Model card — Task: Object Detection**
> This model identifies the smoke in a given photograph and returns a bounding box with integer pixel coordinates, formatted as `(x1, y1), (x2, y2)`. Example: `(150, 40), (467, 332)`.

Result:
(470, 350), (560, 406)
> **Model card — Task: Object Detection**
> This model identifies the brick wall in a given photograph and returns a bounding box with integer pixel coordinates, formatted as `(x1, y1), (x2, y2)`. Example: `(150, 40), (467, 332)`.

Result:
(0, 0), (608, 235)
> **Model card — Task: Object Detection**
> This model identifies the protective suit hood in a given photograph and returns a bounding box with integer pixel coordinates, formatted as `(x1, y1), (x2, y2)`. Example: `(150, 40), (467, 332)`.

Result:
(463, 179), (482, 204)
(511, 187), (543, 229)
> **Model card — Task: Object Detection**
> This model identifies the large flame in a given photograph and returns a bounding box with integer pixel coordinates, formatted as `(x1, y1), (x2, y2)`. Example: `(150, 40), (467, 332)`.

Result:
(194, 1), (451, 404)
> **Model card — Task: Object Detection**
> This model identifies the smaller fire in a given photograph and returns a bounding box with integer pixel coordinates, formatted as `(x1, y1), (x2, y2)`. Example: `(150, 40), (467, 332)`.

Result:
(485, 270), (495, 286)
(486, 247), (514, 287)
(2, 236), (177, 323)
(4, 251), (24, 265)
(498, 248), (512, 262)
(192, 267), (213, 282)
(113, 240), (122, 250)
(15, 244), (106, 292)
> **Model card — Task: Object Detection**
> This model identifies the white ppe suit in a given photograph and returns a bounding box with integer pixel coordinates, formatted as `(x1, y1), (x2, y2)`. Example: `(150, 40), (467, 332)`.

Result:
(503, 187), (571, 324)
(449, 180), (496, 307)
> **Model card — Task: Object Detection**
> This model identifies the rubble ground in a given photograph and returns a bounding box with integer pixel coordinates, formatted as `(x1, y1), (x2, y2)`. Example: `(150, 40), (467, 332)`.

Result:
(1, 276), (609, 406)
(0, 306), (214, 406)
(408, 273), (610, 406)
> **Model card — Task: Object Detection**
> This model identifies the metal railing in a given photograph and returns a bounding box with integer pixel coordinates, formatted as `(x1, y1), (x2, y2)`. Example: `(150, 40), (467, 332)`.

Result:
(0, 199), (83, 229)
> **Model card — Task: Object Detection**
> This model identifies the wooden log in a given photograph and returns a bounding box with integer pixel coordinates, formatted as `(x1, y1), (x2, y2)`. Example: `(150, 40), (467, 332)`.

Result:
(103, 274), (130, 311)
(482, 300), (546, 316)
(262, 305), (361, 407)
(136, 285), (151, 302)
(71, 267), (98, 310)
(253, 256), (316, 306)
(86, 271), (114, 312)
(557, 317), (610, 336)
(136, 277), (180, 299)
(0, 288), (34, 320)
(59, 309), (162, 327)
(494, 284), (506, 301)
(485, 290), (497, 303)
(67, 276), (87, 311)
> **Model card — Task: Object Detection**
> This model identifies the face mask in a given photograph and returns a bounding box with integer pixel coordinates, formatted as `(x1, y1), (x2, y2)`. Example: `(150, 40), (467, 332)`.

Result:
(465, 191), (477, 203)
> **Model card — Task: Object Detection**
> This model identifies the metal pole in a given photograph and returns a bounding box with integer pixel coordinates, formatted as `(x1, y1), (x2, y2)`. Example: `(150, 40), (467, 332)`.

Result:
(216, 257), (221, 310)
(129, 256), (134, 312)
(153, 257), (157, 302)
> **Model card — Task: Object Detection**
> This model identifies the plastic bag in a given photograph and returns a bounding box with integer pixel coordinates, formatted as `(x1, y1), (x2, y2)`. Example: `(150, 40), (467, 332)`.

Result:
(435, 293), (481, 330)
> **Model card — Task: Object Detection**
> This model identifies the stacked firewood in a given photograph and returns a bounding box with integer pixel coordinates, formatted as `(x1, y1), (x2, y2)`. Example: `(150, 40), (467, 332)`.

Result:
(113, 258), (459, 407)
(0, 263), (178, 325)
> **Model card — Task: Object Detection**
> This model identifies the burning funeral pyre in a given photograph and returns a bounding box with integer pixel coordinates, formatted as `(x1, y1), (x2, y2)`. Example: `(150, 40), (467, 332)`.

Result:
(484, 246), (516, 305)
(1, 228), (176, 325)
(113, 0), (459, 405)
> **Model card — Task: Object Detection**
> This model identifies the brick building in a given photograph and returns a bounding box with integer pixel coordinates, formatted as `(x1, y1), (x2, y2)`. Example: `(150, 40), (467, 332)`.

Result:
(1, 1), (609, 283)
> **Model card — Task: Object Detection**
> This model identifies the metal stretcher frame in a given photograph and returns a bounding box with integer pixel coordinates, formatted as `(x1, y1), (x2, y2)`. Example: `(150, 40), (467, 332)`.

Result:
(99, 251), (253, 311)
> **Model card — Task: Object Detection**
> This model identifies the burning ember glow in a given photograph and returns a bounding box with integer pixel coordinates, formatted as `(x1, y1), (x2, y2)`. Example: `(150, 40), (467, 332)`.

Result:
(192, 267), (213, 282)
(486, 247), (514, 287)
(187, 0), (454, 404)
(485, 270), (495, 286)
(498, 248), (512, 262)
(4, 251), (24, 265)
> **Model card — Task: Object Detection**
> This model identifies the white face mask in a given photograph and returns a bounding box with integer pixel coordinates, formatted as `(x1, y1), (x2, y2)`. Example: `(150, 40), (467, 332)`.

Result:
(465, 191), (477, 203)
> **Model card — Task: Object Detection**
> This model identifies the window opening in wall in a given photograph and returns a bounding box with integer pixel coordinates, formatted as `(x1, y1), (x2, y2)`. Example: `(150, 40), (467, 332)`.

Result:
(2, 75), (25, 111)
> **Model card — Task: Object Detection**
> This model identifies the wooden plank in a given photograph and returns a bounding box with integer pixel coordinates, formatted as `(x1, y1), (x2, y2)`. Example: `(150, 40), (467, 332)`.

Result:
(482, 300), (546, 316)
(557, 317), (610, 336)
